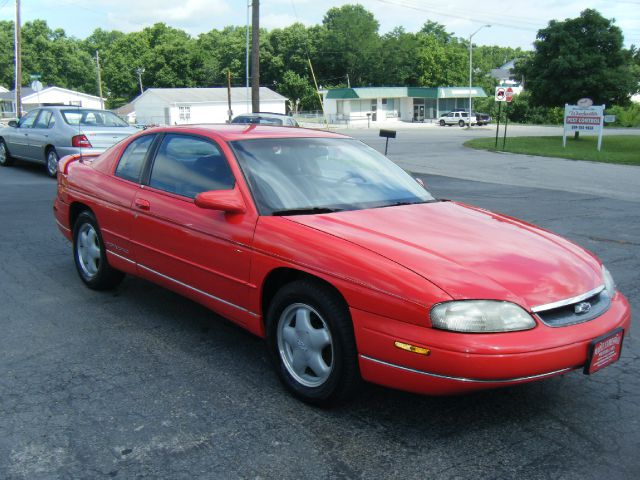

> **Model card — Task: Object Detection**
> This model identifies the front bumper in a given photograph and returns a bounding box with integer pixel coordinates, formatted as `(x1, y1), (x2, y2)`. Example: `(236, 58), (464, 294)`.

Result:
(352, 293), (631, 395)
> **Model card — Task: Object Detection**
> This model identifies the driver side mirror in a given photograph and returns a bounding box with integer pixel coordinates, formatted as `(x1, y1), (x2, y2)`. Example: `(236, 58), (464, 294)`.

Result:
(8, 120), (17, 128)
(194, 187), (246, 214)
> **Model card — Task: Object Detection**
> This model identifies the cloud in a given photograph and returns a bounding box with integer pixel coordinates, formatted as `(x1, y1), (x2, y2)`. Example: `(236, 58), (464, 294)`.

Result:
(94, 0), (232, 33)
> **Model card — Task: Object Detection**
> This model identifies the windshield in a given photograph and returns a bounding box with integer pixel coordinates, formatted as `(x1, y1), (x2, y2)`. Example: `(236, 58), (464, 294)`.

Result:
(232, 116), (283, 126)
(231, 137), (435, 215)
(61, 109), (129, 127)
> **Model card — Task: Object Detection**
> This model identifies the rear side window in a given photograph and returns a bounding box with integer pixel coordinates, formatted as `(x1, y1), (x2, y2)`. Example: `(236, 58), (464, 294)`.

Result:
(115, 135), (155, 183)
(34, 110), (53, 129)
(149, 134), (235, 198)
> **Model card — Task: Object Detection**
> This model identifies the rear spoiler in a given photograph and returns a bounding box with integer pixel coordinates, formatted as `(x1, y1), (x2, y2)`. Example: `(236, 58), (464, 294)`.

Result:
(58, 152), (101, 175)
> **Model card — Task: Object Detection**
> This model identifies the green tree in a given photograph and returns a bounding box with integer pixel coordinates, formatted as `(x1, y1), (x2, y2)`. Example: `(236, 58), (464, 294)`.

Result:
(277, 70), (318, 110)
(419, 21), (452, 44)
(379, 27), (420, 85)
(318, 4), (381, 85)
(519, 9), (636, 107)
(0, 21), (15, 89)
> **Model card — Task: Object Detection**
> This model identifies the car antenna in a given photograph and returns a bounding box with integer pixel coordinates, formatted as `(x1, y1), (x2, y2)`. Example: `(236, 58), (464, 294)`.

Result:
(77, 104), (83, 161)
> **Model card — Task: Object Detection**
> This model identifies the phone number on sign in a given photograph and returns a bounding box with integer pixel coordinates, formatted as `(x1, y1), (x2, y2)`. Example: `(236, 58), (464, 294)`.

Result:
(570, 125), (595, 131)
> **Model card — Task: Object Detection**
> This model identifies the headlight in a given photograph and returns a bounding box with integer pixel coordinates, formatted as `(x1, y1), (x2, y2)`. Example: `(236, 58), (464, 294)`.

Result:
(430, 300), (536, 333)
(602, 266), (616, 296)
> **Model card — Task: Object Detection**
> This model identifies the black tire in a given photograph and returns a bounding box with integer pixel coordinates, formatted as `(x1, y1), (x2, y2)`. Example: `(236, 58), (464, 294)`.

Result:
(266, 279), (361, 406)
(46, 147), (59, 178)
(439, 119), (446, 126)
(0, 139), (14, 167)
(72, 211), (124, 290)
(458, 120), (465, 127)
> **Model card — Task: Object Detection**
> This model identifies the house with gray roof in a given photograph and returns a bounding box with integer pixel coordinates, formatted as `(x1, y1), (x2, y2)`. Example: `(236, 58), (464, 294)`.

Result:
(0, 86), (104, 118)
(133, 87), (287, 126)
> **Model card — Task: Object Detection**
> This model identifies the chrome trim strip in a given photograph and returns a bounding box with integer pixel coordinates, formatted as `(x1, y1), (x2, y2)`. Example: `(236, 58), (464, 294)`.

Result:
(360, 355), (574, 384)
(531, 285), (605, 313)
(55, 219), (70, 233)
(106, 250), (136, 265)
(137, 263), (259, 318)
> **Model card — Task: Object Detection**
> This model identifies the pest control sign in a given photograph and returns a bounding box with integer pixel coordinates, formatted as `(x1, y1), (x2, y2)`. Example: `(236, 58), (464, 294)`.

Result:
(563, 102), (605, 150)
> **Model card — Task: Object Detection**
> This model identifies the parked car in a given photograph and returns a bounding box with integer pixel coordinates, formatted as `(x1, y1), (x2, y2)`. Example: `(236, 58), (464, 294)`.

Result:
(439, 110), (491, 127)
(231, 112), (299, 127)
(0, 106), (139, 177)
(53, 124), (630, 405)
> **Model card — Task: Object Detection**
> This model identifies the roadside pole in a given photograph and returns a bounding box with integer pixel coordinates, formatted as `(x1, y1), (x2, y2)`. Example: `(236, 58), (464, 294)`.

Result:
(226, 70), (232, 123)
(502, 103), (509, 150)
(494, 102), (501, 149)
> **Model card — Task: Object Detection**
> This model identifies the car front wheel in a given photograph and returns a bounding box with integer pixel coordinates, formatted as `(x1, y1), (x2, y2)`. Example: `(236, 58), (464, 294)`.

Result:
(439, 120), (446, 126)
(46, 148), (59, 178)
(0, 139), (14, 167)
(458, 120), (466, 127)
(266, 279), (361, 406)
(73, 211), (124, 290)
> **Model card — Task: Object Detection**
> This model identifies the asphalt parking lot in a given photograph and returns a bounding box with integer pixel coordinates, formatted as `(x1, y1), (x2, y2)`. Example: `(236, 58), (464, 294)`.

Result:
(0, 140), (638, 479)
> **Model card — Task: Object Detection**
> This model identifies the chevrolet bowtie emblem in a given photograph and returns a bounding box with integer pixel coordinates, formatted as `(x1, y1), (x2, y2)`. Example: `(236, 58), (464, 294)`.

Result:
(574, 302), (592, 315)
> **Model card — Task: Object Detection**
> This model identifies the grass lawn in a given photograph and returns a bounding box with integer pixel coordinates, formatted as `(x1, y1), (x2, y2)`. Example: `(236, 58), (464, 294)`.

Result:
(464, 135), (640, 166)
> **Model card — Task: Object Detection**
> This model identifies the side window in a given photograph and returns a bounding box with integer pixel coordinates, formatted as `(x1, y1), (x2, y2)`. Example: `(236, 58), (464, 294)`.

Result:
(115, 135), (155, 183)
(18, 110), (39, 128)
(149, 134), (235, 198)
(34, 110), (52, 129)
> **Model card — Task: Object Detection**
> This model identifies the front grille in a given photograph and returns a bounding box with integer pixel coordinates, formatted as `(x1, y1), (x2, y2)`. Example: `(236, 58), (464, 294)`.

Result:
(535, 290), (611, 327)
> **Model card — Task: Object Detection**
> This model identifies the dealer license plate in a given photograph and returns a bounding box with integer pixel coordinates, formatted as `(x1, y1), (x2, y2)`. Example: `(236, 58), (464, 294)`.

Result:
(584, 328), (624, 375)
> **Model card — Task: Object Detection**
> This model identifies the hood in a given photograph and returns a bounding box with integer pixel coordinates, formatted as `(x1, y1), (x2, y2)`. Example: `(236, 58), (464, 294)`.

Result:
(287, 201), (603, 311)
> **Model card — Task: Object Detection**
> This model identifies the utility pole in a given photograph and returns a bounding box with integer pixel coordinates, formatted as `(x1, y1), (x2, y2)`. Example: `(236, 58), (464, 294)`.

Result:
(245, 0), (250, 111)
(346, 73), (350, 88)
(251, 0), (260, 113)
(468, 24), (491, 128)
(135, 67), (145, 95)
(95, 51), (104, 109)
(14, 0), (22, 118)
(226, 70), (233, 123)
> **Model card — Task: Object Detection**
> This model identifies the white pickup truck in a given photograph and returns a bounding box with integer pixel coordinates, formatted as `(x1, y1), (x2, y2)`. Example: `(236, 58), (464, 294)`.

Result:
(438, 110), (491, 127)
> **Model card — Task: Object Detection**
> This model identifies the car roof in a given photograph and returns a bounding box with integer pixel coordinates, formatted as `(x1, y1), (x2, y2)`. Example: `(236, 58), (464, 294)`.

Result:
(141, 124), (347, 142)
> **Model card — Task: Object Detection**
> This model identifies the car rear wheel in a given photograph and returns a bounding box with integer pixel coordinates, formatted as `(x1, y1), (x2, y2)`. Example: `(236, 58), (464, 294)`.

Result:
(73, 211), (124, 290)
(458, 120), (466, 127)
(266, 279), (361, 406)
(46, 148), (59, 178)
(0, 139), (14, 167)
(439, 120), (446, 126)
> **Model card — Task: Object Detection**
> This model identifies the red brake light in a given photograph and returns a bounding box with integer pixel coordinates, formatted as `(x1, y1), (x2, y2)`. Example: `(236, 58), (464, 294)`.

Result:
(72, 134), (92, 148)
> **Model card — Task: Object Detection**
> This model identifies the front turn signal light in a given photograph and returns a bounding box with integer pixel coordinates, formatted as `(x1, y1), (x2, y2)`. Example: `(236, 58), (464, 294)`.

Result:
(394, 341), (431, 356)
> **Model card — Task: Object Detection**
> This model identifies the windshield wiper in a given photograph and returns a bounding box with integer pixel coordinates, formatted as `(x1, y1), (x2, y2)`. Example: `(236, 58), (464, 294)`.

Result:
(379, 200), (437, 208)
(272, 207), (343, 216)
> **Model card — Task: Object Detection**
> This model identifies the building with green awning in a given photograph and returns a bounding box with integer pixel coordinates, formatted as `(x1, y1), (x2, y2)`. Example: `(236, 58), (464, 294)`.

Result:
(322, 86), (487, 124)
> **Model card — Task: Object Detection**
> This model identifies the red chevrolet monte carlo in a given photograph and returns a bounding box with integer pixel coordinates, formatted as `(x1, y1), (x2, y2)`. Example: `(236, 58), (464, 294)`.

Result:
(53, 125), (631, 405)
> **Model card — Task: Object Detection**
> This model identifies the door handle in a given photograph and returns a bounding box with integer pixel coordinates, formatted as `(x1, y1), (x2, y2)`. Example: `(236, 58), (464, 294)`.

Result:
(134, 198), (150, 210)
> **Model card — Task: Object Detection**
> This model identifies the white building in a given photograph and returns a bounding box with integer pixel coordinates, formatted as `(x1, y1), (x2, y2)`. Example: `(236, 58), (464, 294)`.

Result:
(322, 86), (488, 124)
(133, 87), (287, 126)
(0, 86), (104, 116)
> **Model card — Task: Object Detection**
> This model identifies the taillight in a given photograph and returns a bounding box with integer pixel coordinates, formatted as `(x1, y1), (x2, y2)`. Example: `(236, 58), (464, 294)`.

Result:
(71, 134), (92, 148)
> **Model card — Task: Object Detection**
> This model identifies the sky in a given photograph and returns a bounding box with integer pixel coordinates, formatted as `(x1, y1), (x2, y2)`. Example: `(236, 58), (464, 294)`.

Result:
(0, 0), (639, 50)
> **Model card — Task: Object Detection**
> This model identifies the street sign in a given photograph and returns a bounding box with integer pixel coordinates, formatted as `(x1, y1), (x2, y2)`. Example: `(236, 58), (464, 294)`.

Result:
(505, 87), (514, 102)
(563, 103), (605, 150)
(604, 115), (616, 123)
(495, 87), (506, 102)
(30, 80), (43, 92)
